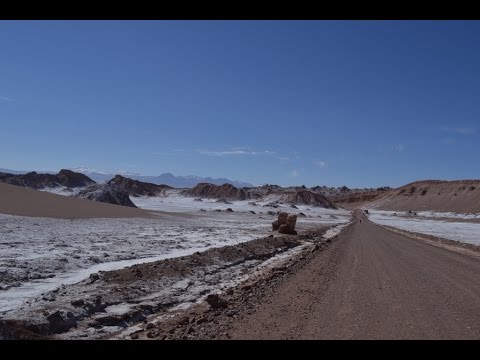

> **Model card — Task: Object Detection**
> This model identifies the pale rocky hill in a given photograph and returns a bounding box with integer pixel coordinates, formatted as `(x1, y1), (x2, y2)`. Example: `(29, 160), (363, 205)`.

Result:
(369, 180), (480, 213)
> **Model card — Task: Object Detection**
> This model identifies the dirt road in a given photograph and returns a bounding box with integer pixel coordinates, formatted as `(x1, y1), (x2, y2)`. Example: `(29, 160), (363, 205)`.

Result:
(227, 210), (480, 339)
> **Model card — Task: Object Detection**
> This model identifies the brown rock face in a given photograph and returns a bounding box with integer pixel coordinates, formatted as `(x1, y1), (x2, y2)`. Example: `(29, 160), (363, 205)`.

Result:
(75, 184), (137, 208)
(277, 212), (288, 224)
(273, 212), (297, 235)
(286, 214), (297, 228)
(328, 188), (388, 204)
(284, 190), (336, 208)
(278, 223), (297, 235)
(272, 220), (280, 231)
(56, 170), (96, 188)
(0, 169), (95, 189)
(107, 175), (171, 197)
(183, 183), (251, 201)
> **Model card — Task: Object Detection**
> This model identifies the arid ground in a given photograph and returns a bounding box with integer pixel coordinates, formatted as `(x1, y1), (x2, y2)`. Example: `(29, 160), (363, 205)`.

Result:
(0, 177), (479, 340)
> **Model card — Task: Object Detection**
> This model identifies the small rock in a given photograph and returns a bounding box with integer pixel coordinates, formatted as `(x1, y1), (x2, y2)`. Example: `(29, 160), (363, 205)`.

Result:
(130, 333), (139, 339)
(146, 323), (154, 330)
(195, 317), (207, 325)
(29, 273), (42, 280)
(179, 316), (190, 325)
(46, 310), (77, 333)
(216, 199), (232, 204)
(225, 208), (233, 212)
(89, 273), (100, 283)
(205, 294), (228, 309)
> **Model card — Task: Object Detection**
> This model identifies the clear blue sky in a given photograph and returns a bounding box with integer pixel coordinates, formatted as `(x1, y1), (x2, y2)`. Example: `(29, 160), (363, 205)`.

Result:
(1, 20), (479, 188)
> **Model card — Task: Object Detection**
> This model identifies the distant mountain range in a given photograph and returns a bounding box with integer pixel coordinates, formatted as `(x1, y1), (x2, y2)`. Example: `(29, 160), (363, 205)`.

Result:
(0, 168), (28, 175)
(80, 171), (253, 188)
(0, 168), (252, 188)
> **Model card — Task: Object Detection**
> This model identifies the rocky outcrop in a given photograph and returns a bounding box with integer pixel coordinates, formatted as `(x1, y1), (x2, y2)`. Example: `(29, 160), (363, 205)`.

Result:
(328, 187), (390, 204)
(272, 212), (297, 235)
(284, 190), (336, 208)
(183, 183), (252, 201)
(75, 184), (137, 208)
(0, 171), (57, 189)
(286, 214), (297, 228)
(272, 211), (287, 231)
(56, 170), (96, 188)
(107, 175), (171, 197)
(278, 212), (288, 224)
(279, 214), (297, 235)
(0, 169), (95, 189)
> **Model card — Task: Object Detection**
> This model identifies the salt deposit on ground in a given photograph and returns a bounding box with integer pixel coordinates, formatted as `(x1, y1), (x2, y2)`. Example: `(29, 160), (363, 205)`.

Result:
(368, 210), (480, 246)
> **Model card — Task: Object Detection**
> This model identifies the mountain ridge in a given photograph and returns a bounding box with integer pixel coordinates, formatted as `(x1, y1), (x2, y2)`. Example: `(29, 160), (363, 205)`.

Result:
(0, 167), (253, 188)
(69, 170), (253, 188)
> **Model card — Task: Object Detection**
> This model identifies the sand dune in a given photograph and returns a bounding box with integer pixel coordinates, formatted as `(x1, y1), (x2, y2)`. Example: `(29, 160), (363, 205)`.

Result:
(0, 182), (154, 219)
(370, 180), (480, 213)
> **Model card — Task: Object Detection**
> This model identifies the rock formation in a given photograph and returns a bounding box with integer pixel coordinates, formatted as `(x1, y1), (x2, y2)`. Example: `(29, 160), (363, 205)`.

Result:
(183, 183), (254, 201)
(107, 175), (171, 197)
(75, 184), (137, 207)
(284, 190), (336, 208)
(0, 169), (95, 189)
(272, 212), (297, 235)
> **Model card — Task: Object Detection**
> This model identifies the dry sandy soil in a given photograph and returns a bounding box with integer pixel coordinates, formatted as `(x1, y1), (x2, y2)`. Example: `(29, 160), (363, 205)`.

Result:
(0, 227), (335, 339)
(1, 182), (479, 340)
(0, 184), (349, 339)
(0, 182), (155, 219)
(127, 210), (480, 340)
